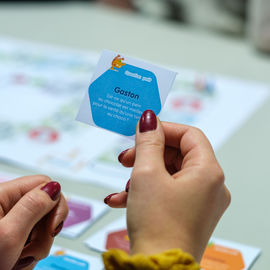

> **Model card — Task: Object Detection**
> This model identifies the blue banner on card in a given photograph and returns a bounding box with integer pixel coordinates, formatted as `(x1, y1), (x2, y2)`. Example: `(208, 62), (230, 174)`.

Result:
(35, 254), (89, 270)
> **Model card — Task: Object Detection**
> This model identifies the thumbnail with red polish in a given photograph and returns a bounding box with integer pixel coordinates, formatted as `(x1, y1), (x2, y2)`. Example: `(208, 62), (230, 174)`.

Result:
(125, 179), (130, 192)
(118, 149), (129, 163)
(139, 110), (157, 133)
(52, 221), (64, 237)
(104, 193), (118, 204)
(41, 181), (61, 201)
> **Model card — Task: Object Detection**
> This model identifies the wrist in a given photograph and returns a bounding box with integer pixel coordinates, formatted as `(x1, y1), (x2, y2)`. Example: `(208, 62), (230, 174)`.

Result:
(130, 235), (201, 262)
(103, 248), (201, 270)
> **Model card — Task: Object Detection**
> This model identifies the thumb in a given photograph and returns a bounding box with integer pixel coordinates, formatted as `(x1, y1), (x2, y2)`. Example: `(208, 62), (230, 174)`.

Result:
(133, 110), (166, 172)
(1, 181), (61, 244)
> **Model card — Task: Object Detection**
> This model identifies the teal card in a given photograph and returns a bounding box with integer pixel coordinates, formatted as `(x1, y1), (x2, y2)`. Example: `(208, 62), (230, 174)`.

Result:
(77, 50), (177, 137)
(36, 254), (89, 270)
(34, 246), (103, 270)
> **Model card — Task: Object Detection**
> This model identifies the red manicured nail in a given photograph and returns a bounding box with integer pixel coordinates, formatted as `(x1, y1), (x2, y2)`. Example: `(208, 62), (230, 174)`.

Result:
(41, 181), (61, 201)
(104, 193), (118, 204)
(24, 230), (33, 247)
(125, 179), (130, 192)
(139, 110), (157, 133)
(12, 256), (35, 270)
(118, 149), (129, 163)
(52, 221), (64, 237)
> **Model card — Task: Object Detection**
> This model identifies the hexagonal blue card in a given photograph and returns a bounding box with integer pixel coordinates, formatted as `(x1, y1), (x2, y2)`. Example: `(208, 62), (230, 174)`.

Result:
(77, 50), (177, 137)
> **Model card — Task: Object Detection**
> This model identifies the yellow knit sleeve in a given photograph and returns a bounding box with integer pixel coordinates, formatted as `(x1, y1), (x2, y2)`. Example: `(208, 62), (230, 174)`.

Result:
(102, 249), (200, 270)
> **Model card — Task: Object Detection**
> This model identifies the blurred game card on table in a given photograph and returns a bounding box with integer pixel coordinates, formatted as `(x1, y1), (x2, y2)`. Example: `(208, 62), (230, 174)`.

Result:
(60, 193), (108, 238)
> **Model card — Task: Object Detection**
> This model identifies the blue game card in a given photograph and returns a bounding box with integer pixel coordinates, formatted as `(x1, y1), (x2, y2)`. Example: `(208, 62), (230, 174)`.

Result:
(35, 245), (103, 270)
(77, 50), (177, 137)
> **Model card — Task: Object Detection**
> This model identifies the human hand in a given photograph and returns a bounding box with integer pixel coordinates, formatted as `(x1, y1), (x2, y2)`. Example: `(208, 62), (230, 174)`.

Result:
(104, 110), (231, 262)
(0, 175), (68, 270)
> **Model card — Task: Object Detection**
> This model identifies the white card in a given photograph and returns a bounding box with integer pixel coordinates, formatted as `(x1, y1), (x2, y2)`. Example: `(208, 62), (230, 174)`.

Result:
(77, 50), (177, 137)
(60, 193), (108, 238)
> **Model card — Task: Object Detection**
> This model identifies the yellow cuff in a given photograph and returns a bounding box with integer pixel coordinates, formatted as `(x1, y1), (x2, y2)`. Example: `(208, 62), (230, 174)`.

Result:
(102, 249), (200, 270)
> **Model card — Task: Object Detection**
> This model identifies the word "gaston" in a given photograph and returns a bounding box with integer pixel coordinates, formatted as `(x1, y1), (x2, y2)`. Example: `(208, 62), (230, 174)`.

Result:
(114, 86), (139, 100)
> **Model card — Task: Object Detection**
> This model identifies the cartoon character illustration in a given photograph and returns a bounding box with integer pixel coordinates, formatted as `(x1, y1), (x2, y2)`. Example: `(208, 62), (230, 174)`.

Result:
(111, 54), (126, 70)
(54, 250), (66, 256)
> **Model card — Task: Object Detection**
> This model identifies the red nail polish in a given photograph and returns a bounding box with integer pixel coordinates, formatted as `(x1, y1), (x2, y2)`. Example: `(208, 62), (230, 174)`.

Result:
(41, 181), (61, 201)
(104, 193), (118, 204)
(139, 110), (157, 133)
(24, 230), (33, 247)
(125, 179), (130, 192)
(12, 256), (35, 270)
(118, 149), (129, 163)
(52, 221), (64, 237)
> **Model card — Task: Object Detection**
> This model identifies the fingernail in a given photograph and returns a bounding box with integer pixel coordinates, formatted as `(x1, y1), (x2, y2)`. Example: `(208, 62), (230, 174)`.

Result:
(52, 221), (64, 237)
(139, 110), (157, 133)
(104, 193), (118, 204)
(24, 230), (33, 247)
(125, 179), (130, 192)
(118, 149), (129, 163)
(41, 181), (61, 201)
(12, 256), (35, 270)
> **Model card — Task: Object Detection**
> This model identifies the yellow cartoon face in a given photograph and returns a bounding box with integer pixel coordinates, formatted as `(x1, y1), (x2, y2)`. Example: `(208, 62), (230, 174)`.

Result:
(54, 250), (65, 256)
(111, 54), (126, 70)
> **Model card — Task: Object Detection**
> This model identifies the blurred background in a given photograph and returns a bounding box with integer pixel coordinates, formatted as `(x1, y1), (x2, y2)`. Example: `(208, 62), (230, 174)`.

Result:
(87, 0), (269, 51)
(1, 0), (270, 52)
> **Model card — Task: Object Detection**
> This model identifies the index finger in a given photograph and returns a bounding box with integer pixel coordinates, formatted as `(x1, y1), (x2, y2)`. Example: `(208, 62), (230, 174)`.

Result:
(162, 121), (215, 159)
(119, 122), (216, 168)
(162, 122), (221, 180)
(0, 175), (51, 217)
